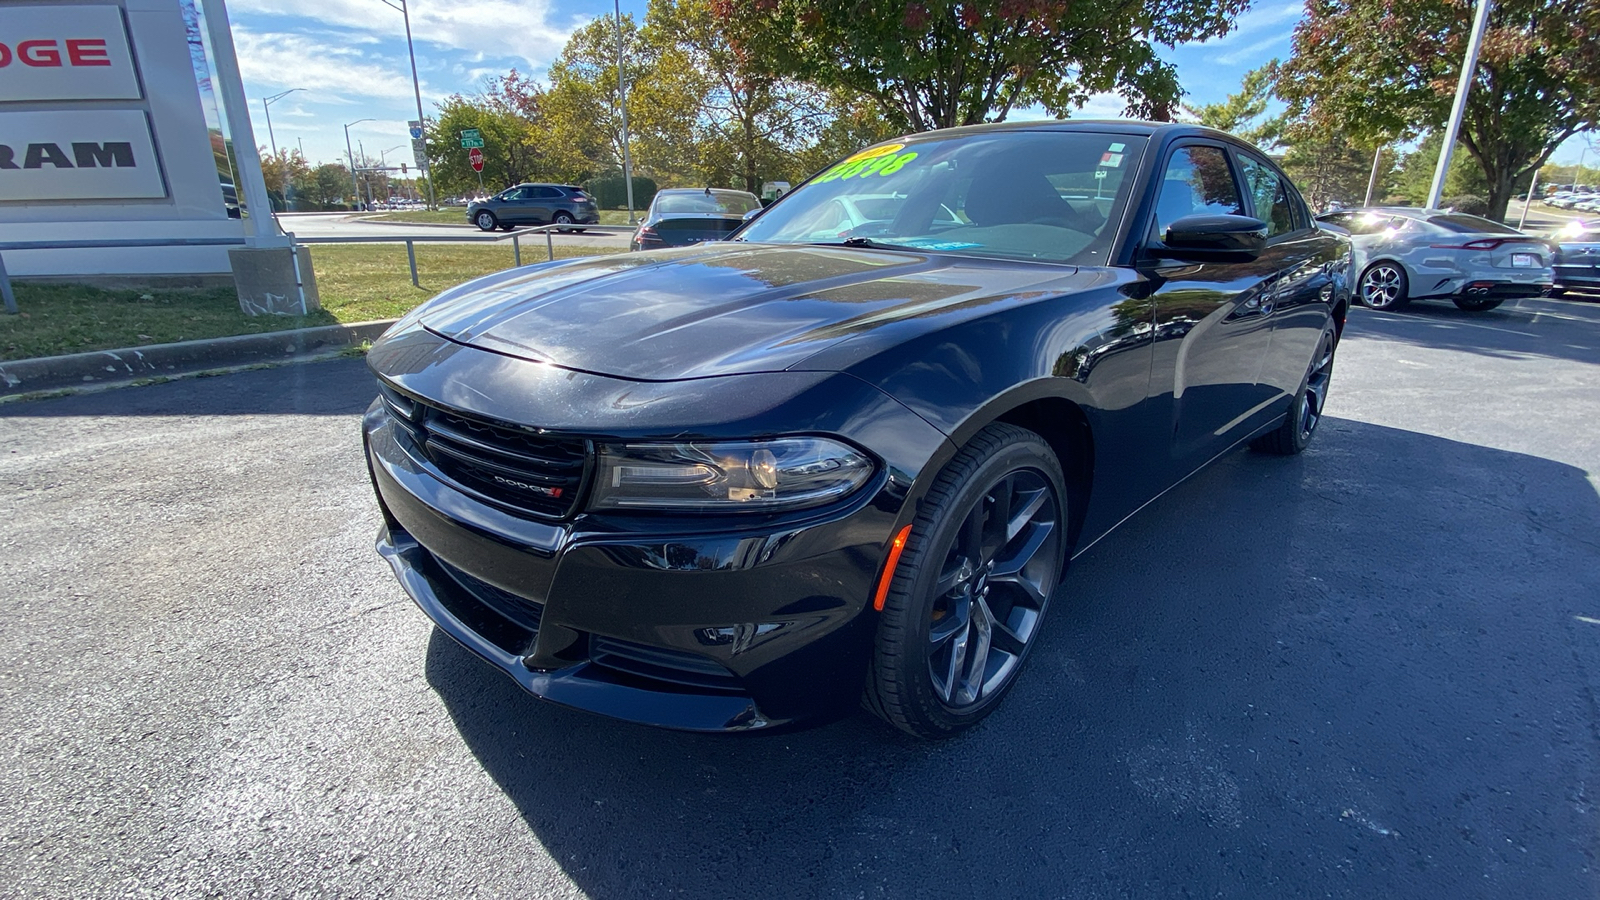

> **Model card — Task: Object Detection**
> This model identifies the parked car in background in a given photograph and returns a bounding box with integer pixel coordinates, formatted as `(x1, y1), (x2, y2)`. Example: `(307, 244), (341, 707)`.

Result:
(630, 188), (762, 250)
(468, 184), (599, 232)
(363, 121), (1352, 738)
(1549, 222), (1600, 296)
(1316, 207), (1552, 311)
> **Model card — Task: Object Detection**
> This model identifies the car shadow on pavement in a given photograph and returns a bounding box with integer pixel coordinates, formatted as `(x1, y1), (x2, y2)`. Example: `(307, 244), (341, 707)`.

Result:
(424, 417), (1600, 899)
(1353, 297), (1600, 366)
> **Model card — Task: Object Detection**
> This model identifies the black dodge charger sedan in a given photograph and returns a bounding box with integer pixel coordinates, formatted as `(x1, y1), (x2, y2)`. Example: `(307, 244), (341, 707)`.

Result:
(364, 121), (1351, 738)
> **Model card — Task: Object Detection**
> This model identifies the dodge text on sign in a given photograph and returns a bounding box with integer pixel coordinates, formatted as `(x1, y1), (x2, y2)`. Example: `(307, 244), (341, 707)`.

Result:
(0, 5), (140, 101)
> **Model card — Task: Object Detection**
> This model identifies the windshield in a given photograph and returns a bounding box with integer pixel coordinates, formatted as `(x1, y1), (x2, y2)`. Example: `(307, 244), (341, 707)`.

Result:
(656, 192), (761, 216)
(738, 131), (1148, 265)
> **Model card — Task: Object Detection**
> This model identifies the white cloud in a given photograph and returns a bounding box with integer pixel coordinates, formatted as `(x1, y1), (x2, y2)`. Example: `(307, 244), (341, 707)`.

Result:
(1199, 0), (1304, 47)
(229, 0), (573, 68)
(1212, 32), (1293, 66)
(233, 28), (423, 102)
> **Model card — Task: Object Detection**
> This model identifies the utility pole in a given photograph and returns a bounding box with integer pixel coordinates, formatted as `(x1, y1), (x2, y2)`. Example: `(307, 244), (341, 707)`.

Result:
(1427, 0), (1493, 210)
(344, 118), (374, 210)
(380, 0), (437, 210)
(615, 0), (636, 224)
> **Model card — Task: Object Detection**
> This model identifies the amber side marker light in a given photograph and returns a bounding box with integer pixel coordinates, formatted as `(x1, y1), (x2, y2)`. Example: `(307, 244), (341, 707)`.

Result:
(873, 525), (914, 611)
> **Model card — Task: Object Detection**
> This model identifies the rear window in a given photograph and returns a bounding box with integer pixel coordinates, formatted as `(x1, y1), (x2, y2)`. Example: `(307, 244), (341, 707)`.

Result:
(656, 192), (761, 216)
(1428, 214), (1521, 234)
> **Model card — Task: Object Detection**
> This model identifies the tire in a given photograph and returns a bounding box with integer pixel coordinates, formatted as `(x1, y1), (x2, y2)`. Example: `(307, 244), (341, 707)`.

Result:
(1452, 296), (1504, 312)
(474, 211), (498, 232)
(1251, 325), (1337, 456)
(864, 423), (1068, 739)
(553, 211), (574, 233)
(1359, 261), (1410, 310)
(500, 224), (516, 232)
(1546, 287), (1566, 298)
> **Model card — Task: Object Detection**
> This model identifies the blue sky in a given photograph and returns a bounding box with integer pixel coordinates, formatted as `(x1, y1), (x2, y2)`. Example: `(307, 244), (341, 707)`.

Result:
(225, 0), (1592, 170)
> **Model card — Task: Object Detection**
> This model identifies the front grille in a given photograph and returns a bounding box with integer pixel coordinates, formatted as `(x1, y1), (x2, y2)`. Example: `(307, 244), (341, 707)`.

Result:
(385, 385), (590, 518)
(438, 558), (545, 635)
(590, 635), (743, 693)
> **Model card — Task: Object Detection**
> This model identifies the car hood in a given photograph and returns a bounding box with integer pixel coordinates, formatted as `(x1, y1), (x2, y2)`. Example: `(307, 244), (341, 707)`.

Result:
(416, 242), (1095, 381)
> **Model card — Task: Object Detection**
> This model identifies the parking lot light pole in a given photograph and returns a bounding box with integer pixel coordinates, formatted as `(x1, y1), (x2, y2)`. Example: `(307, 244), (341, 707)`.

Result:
(379, 0), (437, 210)
(345, 118), (375, 210)
(1517, 169), (1539, 230)
(1427, 0), (1493, 210)
(615, 0), (636, 224)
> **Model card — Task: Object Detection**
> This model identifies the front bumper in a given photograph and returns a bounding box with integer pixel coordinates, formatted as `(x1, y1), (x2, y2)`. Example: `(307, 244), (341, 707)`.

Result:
(359, 331), (952, 731)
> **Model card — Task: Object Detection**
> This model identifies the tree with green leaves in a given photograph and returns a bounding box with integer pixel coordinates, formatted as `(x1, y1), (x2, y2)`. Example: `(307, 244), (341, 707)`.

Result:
(1277, 0), (1600, 220)
(711, 0), (1252, 131)
(1188, 62), (1284, 147)
(427, 72), (592, 198)
(545, 14), (705, 183)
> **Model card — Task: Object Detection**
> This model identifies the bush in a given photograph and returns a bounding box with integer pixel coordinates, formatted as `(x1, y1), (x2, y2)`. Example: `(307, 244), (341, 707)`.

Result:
(584, 172), (658, 209)
(1440, 195), (1489, 216)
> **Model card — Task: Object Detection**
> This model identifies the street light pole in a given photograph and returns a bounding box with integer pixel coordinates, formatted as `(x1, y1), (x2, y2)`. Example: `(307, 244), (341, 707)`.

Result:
(380, 0), (437, 210)
(615, 0), (636, 224)
(344, 118), (374, 210)
(1427, 0), (1493, 210)
(260, 88), (303, 162)
(1517, 168), (1539, 230)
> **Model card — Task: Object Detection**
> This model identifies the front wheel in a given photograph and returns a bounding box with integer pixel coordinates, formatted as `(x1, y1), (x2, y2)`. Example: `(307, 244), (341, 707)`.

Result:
(1452, 296), (1504, 312)
(474, 211), (498, 231)
(1360, 262), (1410, 310)
(1252, 326), (1336, 456)
(864, 423), (1067, 739)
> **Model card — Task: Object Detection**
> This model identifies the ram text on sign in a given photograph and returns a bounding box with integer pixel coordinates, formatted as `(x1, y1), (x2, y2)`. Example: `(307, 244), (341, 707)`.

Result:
(0, 109), (166, 201)
(0, 5), (141, 102)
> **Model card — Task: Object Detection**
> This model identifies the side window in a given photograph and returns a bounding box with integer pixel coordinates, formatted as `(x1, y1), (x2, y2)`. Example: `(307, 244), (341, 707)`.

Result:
(502, 187), (528, 201)
(1237, 155), (1296, 237)
(529, 187), (558, 200)
(1153, 146), (1244, 239)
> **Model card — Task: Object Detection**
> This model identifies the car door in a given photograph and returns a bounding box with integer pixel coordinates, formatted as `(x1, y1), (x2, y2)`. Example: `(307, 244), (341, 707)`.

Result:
(527, 186), (561, 224)
(1141, 141), (1280, 465)
(1233, 151), (1344, 402)
(495, 187), (530, 224)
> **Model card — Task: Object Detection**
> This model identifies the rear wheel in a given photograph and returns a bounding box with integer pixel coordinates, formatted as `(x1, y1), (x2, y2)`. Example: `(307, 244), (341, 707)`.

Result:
(474, 211), (497, 231)
(554, 211), (575, 233)
(1360, 262), (1410, 310)
(1453, 296), (1505, 311)
(864, 423), (1067, 739)
(1252, 325), (1336, 456)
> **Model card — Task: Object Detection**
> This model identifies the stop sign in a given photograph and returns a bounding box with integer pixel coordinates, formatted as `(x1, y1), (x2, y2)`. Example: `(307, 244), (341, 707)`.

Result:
(468, 147), (484, 172)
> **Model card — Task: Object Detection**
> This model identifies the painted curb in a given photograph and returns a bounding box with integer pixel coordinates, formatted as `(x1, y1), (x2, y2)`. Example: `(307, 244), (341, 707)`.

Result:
(0, 319), (397, 399)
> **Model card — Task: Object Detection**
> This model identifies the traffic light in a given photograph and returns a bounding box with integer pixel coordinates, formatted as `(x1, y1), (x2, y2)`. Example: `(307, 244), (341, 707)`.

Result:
(401, 163), (408, 174)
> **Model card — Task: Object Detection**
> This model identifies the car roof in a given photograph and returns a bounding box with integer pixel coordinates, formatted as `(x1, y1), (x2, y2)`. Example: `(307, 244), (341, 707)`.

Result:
(898, 119), (1241, 143)
(655, 188), (759, 197)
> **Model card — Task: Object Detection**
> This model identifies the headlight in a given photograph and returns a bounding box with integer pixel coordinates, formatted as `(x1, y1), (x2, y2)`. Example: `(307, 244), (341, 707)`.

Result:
(589, 437), (875, 512)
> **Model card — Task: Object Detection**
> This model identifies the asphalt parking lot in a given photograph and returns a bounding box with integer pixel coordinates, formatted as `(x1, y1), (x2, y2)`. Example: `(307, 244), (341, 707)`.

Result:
(3, 297), (1597, 898)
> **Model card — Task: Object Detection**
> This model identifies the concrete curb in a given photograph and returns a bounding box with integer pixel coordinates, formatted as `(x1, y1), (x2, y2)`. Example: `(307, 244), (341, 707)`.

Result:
(351, 215), (477, 230)
(0, 319), (397, 399)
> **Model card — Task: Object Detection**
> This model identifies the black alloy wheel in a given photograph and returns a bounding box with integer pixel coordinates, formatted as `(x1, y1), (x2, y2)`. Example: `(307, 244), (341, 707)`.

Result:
(474, 210), (497, 232)
(865, 423), (1067, 738)
(1360, 262), (1409, 310)
(1252, 325), (1337, 456)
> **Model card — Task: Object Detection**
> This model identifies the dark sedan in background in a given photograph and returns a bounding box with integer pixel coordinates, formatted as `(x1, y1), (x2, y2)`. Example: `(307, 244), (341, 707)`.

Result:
(468, 183), (599, 232)
(364, 121), (1351, 738)
(630, 188), (762, 250)
(1549, 222), (1600, 297)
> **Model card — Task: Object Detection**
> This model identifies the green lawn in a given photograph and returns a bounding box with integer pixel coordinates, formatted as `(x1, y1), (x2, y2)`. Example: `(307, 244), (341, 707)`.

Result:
(1, 242), (623, 362)
(367, 208), (637, 226)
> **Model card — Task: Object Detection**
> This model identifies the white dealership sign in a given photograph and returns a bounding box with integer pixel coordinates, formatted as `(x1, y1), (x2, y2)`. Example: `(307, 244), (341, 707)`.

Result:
(0, 5), (141, 101)
(0, 109), (166, 200)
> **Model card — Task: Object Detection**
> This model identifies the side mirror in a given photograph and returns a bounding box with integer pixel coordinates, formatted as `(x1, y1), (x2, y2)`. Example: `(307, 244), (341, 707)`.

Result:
(743, 207), (762, 221)
(1156, 214), (1267, 262)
